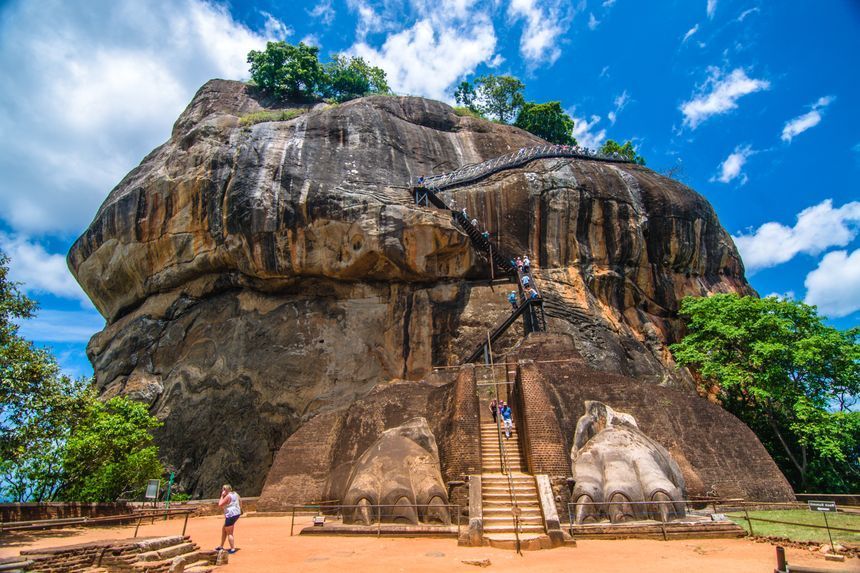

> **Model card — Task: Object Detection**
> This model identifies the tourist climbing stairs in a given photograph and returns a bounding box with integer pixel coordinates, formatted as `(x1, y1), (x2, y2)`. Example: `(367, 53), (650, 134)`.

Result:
(463, 299), (541, 363)
(451, 210), (515, 274)
(480, 421), (547, 549)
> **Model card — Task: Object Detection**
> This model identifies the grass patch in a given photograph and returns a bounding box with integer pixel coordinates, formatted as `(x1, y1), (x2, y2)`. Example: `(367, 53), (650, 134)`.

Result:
(452, 106), (484, 119)
(726, 509), (860, 544)
(239, 108), (305, 126)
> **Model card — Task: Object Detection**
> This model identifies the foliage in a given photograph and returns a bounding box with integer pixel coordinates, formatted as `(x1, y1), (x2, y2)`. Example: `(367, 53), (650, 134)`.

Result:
(598, 139), (646, 165)
(0, 249), (163, 502)
(455, 74), (525, 123)
(60, 395), (163, 502)
(452, 106), (484, 119)
(247, 41), (324, 101)
(247, 42), (389, 103)
(321, 54), (390, 102)
(239, 109), (306, 127)
(727, 509), (860, 544)
(670, 294), (860, 492)
(514, 101), (577, 145)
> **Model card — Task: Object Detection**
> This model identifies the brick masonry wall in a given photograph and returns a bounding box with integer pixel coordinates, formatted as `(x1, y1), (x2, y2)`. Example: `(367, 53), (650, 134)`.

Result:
(513, 360), (570, 477)
(0, 502), (132, 523)
(258, 370), (481, 511)
(512, 333), (795, 503)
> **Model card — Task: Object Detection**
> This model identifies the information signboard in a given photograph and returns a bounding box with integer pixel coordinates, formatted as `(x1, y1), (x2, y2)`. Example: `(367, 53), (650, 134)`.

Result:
(145, 479), (160, 500)
(808, 500), (837, 512)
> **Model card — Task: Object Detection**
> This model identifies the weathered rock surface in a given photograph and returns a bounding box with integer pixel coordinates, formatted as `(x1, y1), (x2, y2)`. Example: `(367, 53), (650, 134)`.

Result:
(70, 80), (756, 497)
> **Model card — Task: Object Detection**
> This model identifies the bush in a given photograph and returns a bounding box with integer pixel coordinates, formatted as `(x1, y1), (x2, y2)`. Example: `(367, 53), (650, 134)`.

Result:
(239, 109), (305, 127)
(453, 106), (484, 119)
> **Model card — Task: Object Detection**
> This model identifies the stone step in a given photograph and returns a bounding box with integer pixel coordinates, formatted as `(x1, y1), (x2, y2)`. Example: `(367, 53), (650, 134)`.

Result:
(137, 542), (198, 562)
(484, 517), (545, 527)
(185, 560), (215, 573)
(132, 550), (206, 571)
(483, 523), (545, 533)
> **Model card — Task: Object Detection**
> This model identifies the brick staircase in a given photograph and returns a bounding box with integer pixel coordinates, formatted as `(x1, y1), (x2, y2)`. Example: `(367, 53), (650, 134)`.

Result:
(480, 422), (549, 549)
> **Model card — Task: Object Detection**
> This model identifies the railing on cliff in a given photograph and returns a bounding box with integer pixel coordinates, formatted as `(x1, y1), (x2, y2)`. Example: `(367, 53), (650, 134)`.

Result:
(417, 144), (633, 192)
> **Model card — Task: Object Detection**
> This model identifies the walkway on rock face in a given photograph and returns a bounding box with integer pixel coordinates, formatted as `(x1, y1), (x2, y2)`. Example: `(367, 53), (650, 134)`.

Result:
(418, 144), (632, 192)
(410, 179), (546, 364)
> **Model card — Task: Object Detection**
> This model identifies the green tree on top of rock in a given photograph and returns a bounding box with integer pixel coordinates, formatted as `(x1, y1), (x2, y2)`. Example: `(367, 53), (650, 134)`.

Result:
(455, 74), (525, 123)
(670, 293), (860, 492)
(247, 41), (390, 103)
(247, 41), (325, 100)
(514, 101), (577, 145)
(599, 139), (646, 165)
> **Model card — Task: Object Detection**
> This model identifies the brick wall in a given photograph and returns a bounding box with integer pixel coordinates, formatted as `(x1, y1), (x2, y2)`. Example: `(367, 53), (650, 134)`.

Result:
(437, 367), (482, 481)
(512, 360), (569, 477)
(0, 502), (132, 523)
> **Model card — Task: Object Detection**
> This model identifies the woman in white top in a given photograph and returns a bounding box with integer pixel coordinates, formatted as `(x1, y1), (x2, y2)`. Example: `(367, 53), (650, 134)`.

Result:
(216, 484), (241, 554)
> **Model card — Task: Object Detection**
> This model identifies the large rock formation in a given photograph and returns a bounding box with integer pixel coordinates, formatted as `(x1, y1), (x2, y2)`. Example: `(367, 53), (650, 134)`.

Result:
(69, 80), (762, 497)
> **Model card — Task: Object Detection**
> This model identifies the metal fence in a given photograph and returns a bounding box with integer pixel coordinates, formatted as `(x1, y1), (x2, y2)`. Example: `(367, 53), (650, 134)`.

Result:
(418, 144), (633, 191)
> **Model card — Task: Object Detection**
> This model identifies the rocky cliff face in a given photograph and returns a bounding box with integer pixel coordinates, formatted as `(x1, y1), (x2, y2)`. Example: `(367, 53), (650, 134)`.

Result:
(69, 80), (753, 496)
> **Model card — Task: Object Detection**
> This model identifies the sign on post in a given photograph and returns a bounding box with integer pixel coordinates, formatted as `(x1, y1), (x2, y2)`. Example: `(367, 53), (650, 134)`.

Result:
(145, 479), (160, 500)
(808, 500), (837, 512)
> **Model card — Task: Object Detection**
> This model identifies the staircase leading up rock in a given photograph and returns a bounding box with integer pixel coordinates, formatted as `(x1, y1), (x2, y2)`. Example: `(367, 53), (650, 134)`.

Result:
(480, 421), (550, 550)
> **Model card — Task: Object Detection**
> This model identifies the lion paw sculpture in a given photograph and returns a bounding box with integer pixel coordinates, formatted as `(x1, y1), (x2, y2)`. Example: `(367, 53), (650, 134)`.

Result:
(342, 417), (450, 525)
(570, 401), (686, 524)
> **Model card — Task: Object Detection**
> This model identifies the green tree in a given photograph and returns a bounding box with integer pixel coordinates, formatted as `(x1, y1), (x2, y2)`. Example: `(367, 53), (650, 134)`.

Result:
(0, 249), (163, 502)
(321, 54), (390, 102)
(599, 139), (646, 165)
(514, 101), (577, 145)
(247, 41), (324, 101)
(670, 294), (860, 492)
(454, 80), (477, 110)
(61, 395), (163, 502)
(471, 75), (525, 123)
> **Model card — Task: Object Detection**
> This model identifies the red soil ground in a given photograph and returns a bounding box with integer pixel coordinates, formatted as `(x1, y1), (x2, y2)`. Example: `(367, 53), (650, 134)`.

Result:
(1, 514), (857, 572)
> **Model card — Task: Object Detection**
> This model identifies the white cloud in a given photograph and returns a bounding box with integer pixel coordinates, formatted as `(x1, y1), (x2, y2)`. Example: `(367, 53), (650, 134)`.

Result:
(351, 16), (496, 101)
(781, 96), (835, 143)
(711, 144), (754, 184)
(308, 0), (336, 26)
(707, 0), (717, 18)
(680, 67), (770, 129)
(0, 0), (281, 237)
(602, 0), (616, 6)
(682, 24), (699, 43)
(588, 13), (600, 30)
(261, 10), (292, 40)
(737, 7), (759, 21)
(0, 233), (92, 305)
(301, 34), (321, 47)
(732, 200), (860, 273)
(804, 249), (860, 318)
(347, 0), (386, 40)
(570, 113), (606, 149)
(765, 291), (796, 301)
(599, 65), (610, 78)
(16, 309), (105, 343)
(607, 90), (630, 125)
(488, 53), (505, 68)
(507, 0), (570, 66)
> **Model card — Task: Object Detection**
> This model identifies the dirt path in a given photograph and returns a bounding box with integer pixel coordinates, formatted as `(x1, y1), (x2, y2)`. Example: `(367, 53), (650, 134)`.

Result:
(2, 514), (856, 572)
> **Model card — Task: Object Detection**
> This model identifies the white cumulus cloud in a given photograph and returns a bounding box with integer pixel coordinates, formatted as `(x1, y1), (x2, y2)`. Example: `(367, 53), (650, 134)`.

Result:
(680, 67), (770, 129)
(0, 0), (281, 237)
(17, 309), (105, 343)
(308, 0), (336, 26)
(351, 15), (496, 101)
(711, 144), (754, 184)
(570, 113), (606, 150)
(732, 200), (860, 273)
(0, 233), (92, 305)
(804, 249), (860, 318)
(781, 96), (835, 143)
(507, 0), (570, 66)
(588, 13), (600, 30)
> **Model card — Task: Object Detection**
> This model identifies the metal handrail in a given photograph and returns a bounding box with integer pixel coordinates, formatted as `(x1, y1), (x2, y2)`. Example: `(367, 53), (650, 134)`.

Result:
(417, 144), (632, 191)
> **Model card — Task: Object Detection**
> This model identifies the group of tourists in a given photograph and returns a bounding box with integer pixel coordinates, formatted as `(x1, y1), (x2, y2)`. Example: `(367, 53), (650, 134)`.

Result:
(505, 254), (539, 311)
(489, 399), (514, 438)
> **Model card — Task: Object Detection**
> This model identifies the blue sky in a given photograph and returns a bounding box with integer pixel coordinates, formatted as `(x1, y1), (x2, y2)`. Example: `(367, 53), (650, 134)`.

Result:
(0, 0), (858, 379)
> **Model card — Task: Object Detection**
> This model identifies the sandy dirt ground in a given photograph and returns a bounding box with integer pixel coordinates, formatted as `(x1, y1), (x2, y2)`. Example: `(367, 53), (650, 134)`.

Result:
(2, 514), (857, 573)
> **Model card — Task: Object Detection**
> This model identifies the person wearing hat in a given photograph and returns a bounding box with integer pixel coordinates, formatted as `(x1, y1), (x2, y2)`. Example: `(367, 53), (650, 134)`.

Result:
(507, 290), (518, 312)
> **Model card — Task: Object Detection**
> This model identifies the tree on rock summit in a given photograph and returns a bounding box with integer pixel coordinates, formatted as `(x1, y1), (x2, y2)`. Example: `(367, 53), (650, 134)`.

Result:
(514, 101), (577, 145)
